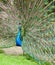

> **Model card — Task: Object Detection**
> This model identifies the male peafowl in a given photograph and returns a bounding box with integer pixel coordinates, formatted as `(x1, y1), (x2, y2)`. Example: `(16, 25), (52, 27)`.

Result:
(16, 25), (22, 46)
(16, 23), (25, 46)
(0, 0), (55, 64)
(16, 23), (24, 46)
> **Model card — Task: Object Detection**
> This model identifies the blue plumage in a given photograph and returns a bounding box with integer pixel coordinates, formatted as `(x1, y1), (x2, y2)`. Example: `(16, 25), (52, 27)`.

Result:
(16, 27), (22, 46)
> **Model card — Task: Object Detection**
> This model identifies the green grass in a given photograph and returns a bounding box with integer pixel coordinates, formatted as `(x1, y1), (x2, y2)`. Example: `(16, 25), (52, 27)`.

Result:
(0, 54), (52, 65)
(0, 49), (4, 53)
(0, 54), (38, 65)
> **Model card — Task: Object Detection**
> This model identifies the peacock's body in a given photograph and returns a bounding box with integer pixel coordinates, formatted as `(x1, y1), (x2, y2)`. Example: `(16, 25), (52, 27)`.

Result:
(16, 29), (22, 46)
(0, 0), (55, 64)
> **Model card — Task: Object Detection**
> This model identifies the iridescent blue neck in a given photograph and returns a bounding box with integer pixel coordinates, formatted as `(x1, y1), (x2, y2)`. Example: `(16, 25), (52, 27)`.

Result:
(17, 27), (21, 36)
(18, 26), (21, 31)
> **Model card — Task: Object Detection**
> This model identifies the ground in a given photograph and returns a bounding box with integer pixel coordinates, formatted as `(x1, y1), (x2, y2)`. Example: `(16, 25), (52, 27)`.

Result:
(2, 46), (23, 55)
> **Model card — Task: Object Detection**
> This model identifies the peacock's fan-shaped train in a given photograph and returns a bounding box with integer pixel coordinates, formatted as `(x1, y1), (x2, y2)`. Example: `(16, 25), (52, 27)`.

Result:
(0, 0), (55, 64)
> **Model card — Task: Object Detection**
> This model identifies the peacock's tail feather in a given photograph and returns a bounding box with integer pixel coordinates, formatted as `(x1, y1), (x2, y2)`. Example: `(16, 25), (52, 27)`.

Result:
(20, 0), (55, 63)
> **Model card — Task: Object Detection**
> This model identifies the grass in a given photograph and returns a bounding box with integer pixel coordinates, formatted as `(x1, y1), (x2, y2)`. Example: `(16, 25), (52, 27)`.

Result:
(0, 53), (52, 65)
(0, 49), (4, 53)
(0, 54), (38, 65)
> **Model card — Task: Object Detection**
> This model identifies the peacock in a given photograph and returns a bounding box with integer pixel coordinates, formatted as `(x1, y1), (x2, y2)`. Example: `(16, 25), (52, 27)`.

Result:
(16, 27), (22, 46)
(0, 0), (55, 64)
(16, 23), (22, 46)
